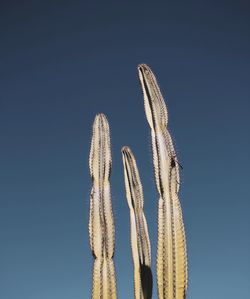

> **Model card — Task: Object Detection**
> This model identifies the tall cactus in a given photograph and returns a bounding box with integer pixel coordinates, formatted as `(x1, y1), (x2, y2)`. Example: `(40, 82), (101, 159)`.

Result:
(89, 114), (117, 299)
(121, 146), (152, 299)
(87, 64), (188, 299)
(138, 64), (188, 299)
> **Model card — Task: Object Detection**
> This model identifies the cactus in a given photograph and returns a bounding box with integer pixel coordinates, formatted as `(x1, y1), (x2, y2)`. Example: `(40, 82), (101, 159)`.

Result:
(89, 114), (117, 299)
(138, 64), (188, 299)
(122, 146), (152, 299)
(88, 65), (188, 299)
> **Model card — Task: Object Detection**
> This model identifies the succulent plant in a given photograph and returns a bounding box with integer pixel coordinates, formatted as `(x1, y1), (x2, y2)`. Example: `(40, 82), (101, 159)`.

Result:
(89, 114), (117, 299)
(88, 64), (188, 299)
(122, 146), (152, 299)
(138, 64), (188, 299)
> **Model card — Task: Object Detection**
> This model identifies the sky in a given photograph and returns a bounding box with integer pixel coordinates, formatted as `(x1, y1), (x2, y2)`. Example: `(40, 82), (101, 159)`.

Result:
(0, 1), (249, 298)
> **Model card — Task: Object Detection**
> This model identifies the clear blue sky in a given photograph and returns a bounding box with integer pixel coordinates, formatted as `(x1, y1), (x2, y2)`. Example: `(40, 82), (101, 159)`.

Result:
(0, 1), (249, 298)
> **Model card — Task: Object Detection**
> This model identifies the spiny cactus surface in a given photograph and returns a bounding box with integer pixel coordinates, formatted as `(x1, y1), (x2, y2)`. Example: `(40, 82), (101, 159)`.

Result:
(122, 146), (152, 299)
(89, 114), (117, 299)
(138, 64), (188, 299)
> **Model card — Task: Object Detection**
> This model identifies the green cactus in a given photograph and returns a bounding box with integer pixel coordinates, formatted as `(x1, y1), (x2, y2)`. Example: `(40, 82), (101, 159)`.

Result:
(88, 65), (188, 299)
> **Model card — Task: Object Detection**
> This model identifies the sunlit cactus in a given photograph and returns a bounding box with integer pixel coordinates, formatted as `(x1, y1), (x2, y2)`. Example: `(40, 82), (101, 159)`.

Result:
(89, 114), (117, 299)
(138, 64), (188, 299)
(122, 146), (152, 299)
(88, 65), (188, 299)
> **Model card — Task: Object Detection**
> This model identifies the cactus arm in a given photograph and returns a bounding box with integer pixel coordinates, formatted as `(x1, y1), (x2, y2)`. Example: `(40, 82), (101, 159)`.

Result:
(138, 64), (188, 299)
(89, 114), (117, 299)
(122, 146), (152, 299)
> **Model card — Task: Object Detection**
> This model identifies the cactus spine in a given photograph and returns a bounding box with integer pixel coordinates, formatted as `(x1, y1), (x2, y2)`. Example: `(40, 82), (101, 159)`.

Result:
(122, 146), (152, 299)
(89, 114), (117, 299)
(138, 64), (188, 299)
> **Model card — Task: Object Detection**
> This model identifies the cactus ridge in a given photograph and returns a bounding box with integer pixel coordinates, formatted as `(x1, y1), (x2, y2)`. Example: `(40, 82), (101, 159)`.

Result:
(138, 64), (188, 299)
(89, 114), (117, 299)
(122, 146), (152, 299)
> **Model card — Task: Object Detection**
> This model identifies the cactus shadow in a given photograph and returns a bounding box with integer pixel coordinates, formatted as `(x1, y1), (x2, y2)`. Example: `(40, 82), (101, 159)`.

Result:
(140, 264), (153, 299)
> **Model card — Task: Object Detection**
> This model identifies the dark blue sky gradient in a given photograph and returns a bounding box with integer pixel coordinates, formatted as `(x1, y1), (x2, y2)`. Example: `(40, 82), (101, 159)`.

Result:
(0, 1), (249, 298)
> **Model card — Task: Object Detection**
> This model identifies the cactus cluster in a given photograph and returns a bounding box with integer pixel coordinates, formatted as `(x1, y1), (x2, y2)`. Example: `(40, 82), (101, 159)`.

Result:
(88, 64), (188, 299)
